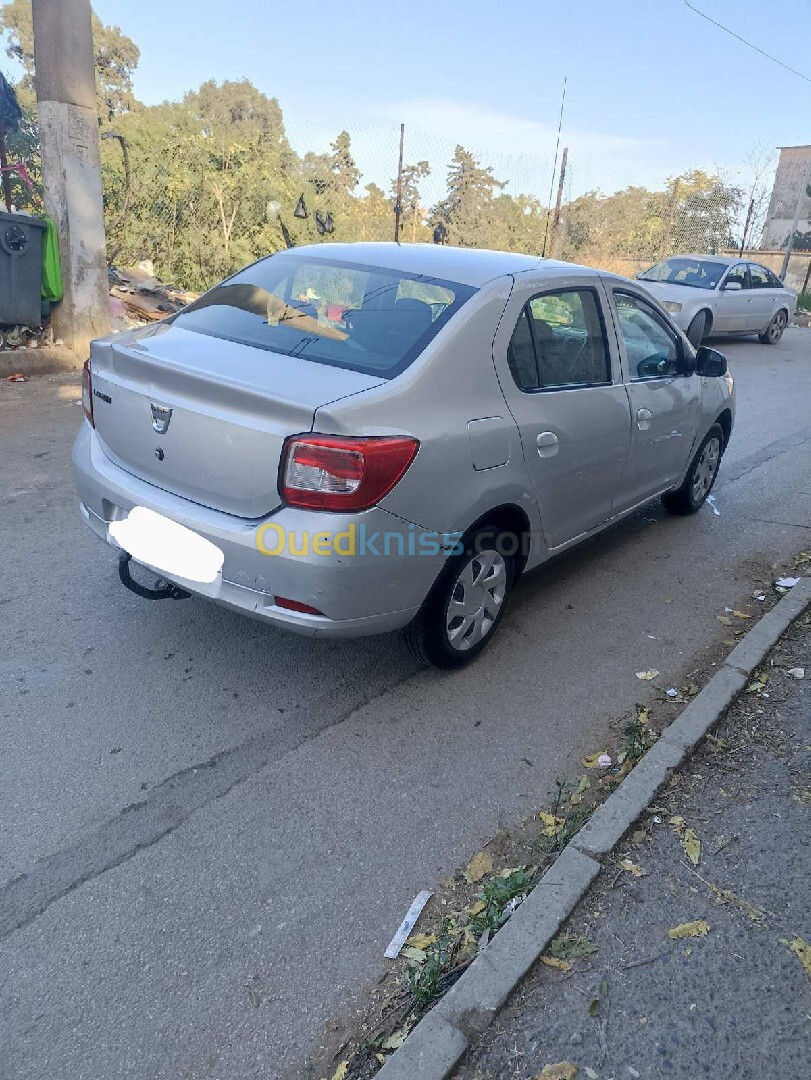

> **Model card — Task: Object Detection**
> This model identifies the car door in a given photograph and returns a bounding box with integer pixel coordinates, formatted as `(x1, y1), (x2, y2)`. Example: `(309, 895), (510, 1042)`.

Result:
(606, 287), (701, 511)
(493, 276), (632, 549)
(747, 263), (779, 331)
(714, 263), (752, 331)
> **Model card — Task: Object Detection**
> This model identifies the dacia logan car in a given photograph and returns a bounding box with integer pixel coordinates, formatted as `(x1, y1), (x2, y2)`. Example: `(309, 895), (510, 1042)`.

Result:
(74, 243), (734, 667)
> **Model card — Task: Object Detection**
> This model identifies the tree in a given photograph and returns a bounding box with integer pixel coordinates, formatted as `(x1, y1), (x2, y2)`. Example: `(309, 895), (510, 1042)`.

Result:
(391, 159), (430, 242)
(0, 0), (140, 119)
(431, 145), (506, 248)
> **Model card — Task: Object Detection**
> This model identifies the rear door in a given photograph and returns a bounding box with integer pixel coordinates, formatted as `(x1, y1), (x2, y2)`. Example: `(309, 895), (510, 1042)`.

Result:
(747, 263), (780, 331)
(606, 287), (701, 511)
(493, 274), (632, 549)
(714, 263), (752, 331)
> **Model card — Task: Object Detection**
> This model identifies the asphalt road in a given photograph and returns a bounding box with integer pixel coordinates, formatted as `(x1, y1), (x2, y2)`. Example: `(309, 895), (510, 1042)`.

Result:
(1, 329), (810, 1079)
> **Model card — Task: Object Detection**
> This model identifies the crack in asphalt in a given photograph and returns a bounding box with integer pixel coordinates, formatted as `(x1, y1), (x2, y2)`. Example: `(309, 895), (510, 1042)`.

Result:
(2, 426), (808, 942)
(715, 429), (811, 490)
(0, 664), (420, 940)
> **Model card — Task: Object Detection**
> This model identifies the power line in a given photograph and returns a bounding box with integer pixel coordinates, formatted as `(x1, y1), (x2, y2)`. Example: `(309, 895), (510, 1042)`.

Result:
(682, 1), (811, 84)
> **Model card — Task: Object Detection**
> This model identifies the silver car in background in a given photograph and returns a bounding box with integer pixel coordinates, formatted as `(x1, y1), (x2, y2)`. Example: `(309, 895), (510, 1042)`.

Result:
(637, 254), (796, 347)
(74, 244), (735, 668)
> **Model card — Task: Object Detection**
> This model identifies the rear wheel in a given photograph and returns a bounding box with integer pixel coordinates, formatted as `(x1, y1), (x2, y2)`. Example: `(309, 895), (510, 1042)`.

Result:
(404, 526), (516, 668)
(686, 311), (708, 348)
(662, 424), (723, 515)
(758, 309), (787, 344)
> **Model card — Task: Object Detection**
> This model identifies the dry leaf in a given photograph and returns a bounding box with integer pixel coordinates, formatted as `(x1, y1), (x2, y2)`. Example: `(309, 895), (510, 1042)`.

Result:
(635, 669), (660, 680)
(710, 885), (764, 924)
(670, 815), (686, 832)
(637, 705), (650, 725)
(381, 1018), (415, 1051)
(535, 1063), (578, 1080)
(540, 954), (573, 972)
(570, 774), (591, 805)
(467, 900), (486, 917)
(401, 946), (427, 962)
(464, 851), (493, 883)
(619, 858), (645, 877)
(784, 936), (811, 981)
(550, 933), (598, 960)
(715, 614), (733, 625)
(498, 866), (523, 878)
(631, 827), (648, 847)
(681, 828), (701, 866)
(539, 812), (566, 836)
(668, 919), (710, 939)
(329, 1064), (348, 1080)
(405, 933), (436, 950)
(731, 610), (752, 619)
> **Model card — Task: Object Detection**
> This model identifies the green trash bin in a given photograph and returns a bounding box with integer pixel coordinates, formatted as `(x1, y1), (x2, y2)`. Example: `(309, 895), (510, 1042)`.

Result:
(0, 210), (47, 326)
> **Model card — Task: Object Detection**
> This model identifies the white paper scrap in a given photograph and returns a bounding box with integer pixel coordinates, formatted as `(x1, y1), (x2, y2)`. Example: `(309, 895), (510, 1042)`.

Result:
(384, 890), (432, 959)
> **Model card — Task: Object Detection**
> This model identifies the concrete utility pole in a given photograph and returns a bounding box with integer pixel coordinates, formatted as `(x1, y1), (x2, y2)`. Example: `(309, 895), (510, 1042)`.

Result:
(32, 0), (109, 356)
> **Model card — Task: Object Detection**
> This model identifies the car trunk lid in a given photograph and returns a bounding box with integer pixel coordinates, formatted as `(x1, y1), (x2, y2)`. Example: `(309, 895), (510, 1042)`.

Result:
(90, 323), (385, 518)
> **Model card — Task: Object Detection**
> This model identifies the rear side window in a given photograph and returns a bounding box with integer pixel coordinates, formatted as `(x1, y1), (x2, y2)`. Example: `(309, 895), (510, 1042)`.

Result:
(172, 254), (475, 378)
(748, 264), (779, 289)
(507, 288), (610, 391)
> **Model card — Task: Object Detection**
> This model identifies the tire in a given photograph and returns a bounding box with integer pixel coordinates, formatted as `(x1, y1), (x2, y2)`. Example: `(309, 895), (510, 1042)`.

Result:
(404, 525), (517, 668)
(662, 423), (724, 515)
(686, 311), (708, 348)
(758, 309), (787, 344)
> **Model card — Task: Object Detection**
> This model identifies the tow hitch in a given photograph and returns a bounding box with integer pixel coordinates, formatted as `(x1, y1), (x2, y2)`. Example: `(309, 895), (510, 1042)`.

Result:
(118, 551), (191, 601)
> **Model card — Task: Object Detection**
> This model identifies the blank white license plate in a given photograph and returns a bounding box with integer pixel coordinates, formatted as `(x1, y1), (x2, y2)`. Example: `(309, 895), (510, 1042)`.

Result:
(108, 507), (224, 584)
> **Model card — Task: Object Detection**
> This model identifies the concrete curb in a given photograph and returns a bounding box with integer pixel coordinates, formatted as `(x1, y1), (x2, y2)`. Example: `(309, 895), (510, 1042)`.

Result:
(0, 346), (81, 379)
(377, 576), (811, 1080)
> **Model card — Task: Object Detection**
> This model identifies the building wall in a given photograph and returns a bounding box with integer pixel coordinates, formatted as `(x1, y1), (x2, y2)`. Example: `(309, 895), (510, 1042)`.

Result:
(761, 145), (811, 250)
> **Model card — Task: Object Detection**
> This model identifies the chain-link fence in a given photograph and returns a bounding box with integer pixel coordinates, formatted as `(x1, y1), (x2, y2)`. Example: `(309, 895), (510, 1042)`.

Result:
(6, 96), (773, 296)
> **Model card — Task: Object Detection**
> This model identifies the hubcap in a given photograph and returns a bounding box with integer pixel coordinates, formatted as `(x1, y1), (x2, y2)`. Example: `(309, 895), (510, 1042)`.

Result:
(691, 436), (720, 504)
(770, 311), (786, 341)
(445, 549), (507, 651)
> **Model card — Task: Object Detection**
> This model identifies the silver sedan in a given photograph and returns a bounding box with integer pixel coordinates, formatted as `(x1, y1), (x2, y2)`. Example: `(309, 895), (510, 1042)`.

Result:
(74, 244), (734, 668)
(637, 254), (796, 347)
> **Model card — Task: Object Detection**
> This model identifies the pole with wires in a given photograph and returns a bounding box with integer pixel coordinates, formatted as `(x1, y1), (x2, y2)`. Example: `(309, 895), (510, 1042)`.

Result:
(542, 76), (567, 259)
(393, 123), (405, 243)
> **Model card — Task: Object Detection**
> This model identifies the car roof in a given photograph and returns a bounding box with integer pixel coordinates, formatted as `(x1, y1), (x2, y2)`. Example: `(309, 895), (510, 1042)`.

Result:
(661, 253), (743, 267)
(281, 242), (590, 288)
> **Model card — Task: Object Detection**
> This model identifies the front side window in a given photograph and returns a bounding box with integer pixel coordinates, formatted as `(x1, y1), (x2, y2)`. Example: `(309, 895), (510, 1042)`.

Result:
(507, 288), (610, 391)
(723, 264), (749, 289)
(614, 291), (682, 380)
(172, 254), (476, 378)
(638, 257), (728, 291)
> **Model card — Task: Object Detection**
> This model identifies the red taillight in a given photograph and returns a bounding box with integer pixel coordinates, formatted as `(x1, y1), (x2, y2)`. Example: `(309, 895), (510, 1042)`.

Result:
(274, 596), (325, 616)
(280, 434), (419, 512)
(81, 359), (94, 428)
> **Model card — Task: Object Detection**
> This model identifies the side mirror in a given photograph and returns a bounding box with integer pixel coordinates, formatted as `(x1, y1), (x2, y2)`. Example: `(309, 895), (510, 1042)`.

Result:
(695, 346), (727, 377)
(723, 281), (742, 291)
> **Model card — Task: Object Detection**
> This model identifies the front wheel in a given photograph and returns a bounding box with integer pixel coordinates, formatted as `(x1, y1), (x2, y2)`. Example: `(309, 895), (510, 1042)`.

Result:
(758, 309), (787, 344)
(404, 527), (516, 668)
(662, 424), (723, 515)
(686, 311), (708, 348)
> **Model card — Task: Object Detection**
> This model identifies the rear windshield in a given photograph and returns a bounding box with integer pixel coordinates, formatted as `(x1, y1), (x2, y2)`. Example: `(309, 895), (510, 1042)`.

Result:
(171, 253), (476, 378)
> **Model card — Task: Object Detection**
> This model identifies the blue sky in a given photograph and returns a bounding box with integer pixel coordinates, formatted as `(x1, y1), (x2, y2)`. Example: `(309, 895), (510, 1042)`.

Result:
(8, 0), (811, 200)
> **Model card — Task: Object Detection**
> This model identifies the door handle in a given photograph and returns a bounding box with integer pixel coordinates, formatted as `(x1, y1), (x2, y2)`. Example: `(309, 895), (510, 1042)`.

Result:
(636, 408), (652, 430)
(536, 431), (560, 457)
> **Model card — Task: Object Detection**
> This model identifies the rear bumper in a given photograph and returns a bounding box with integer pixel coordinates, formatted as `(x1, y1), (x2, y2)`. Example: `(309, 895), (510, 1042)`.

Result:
(73, 423), (445, 638)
